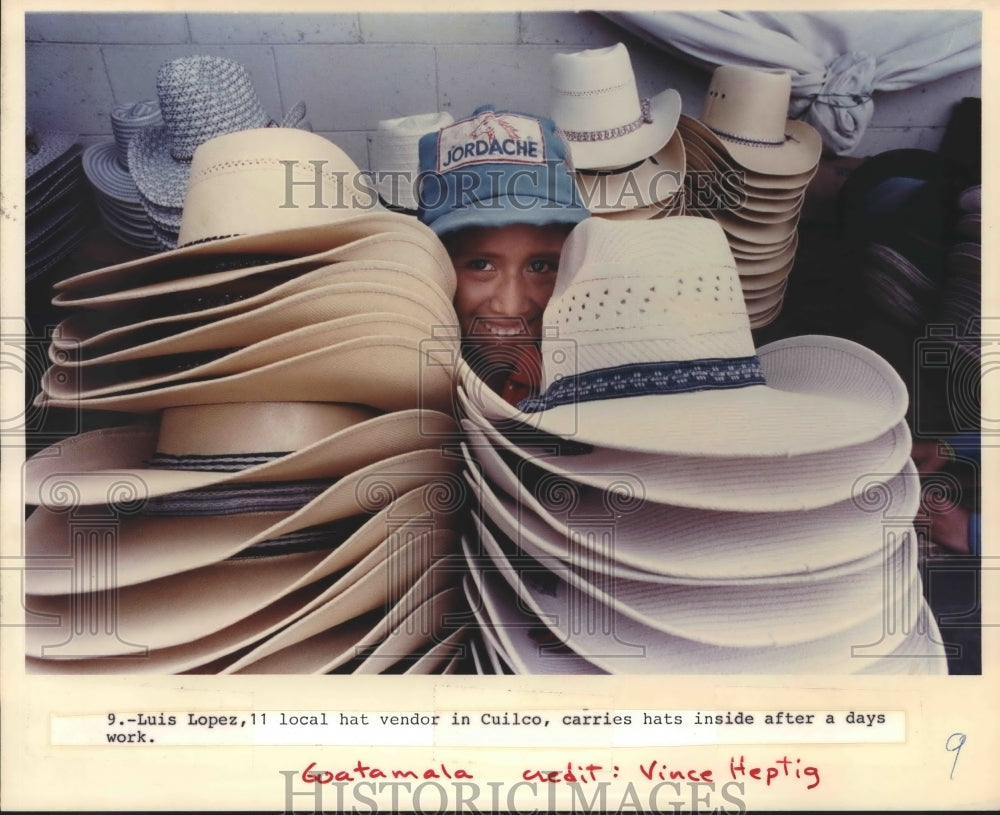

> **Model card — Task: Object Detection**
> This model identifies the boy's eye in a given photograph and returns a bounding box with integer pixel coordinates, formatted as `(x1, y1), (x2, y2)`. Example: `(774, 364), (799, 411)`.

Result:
(528, 259), (558, 274)
(463, 258), (494, 272)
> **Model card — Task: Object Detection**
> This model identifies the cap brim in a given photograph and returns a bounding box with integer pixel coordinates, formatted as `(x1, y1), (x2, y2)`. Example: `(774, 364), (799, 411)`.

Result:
(428, 194), (590, 237)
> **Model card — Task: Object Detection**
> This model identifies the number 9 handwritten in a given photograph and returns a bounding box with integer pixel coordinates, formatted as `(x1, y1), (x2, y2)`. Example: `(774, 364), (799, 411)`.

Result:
(946, 732), (966, 780)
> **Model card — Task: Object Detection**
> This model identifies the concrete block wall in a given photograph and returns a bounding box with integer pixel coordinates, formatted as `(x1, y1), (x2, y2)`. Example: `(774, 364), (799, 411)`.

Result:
(25, 10), (981, 173)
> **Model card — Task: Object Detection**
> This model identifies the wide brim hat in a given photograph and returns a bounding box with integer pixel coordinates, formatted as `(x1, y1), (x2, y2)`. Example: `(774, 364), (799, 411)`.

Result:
(462, 218), (907, 458)
(573, 129), (685, 214)
(26, 487), (460, 674)
(52, 250), (456, 356)
(471, 506), (910, 649)
(457, 401), (911, 513)
(26, 128), (79, 179)
(26, 402), (457, 505)
(222, 545), (461, 674)
(55, 279), (457, 367)
(52, 230), (455, 310)
(56, 128), (444, 299)
(35, 334), (458, 415)
(685, 64), (823, 177)
(27, 436), (459, 593)
(468, 528), (929, 674)
(128, 55), (304, 209)
(26, 522), (453, 659)
(463, 430), (921, 579)
(550, 43), (681, 171)
(42, 312), (443, 399)
(83, 140), (141, 202)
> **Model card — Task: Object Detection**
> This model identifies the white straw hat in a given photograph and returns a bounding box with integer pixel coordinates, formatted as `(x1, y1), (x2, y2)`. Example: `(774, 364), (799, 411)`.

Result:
(550, 43), (681, 171)
(693, 65), (822, 177)
(56, 128), (445, 300)
(470, 217), (907, 457)
(371, 111), (454, 211)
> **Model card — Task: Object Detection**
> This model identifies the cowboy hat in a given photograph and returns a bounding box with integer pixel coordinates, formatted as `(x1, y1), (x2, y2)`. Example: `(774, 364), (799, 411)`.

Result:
(56, 127), (446, 298)
(550, 43), (681, 172)
(35, 333), (457, 414)
(371, 111), (454, 211)
(691, 65), (822, 177)
(26, 402), (458, 508)
(466, 217), (907, 457)
(128, 55), (307, 210)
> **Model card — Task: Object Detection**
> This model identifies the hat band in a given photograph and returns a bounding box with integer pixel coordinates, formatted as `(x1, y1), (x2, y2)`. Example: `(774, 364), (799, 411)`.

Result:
(143, 479), (331, 516)
(707, 125), (786, 148)
(148, 451), (290, 472)
(558, 98), (653, 143)
(517, 355), (766, 413)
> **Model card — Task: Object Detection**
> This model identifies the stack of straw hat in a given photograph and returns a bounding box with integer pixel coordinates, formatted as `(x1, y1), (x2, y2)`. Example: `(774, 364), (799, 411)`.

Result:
(454, 217), (949, 675)
(25, 126), (92, 282)
(677, 66), (822, 329)
(82, 100), (164, 251)
(370, 112), (454, 214)
(24, 127), (468, 675)
(550, 43), (686, 221)
(126, 54), (309, 249)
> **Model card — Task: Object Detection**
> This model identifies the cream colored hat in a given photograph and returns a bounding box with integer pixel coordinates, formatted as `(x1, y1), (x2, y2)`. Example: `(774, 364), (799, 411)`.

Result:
(692, 65), (822, 176)
(551, 42), (681, 171)
(26, 403), (458, 508)
(372, 111), (454, 211)
(54, 127), (448, 299)
(470, 217), (907, 457)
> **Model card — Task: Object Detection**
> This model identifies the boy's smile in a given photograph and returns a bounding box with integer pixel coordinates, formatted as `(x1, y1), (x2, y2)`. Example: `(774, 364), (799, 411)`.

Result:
(445, 222), (571, 388)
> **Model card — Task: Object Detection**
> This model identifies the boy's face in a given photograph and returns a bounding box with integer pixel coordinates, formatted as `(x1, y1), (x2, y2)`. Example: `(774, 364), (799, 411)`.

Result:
(446, 223), (570, 381)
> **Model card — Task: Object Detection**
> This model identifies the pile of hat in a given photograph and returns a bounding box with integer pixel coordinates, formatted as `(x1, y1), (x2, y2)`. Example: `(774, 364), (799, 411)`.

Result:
(370, 112), (454, 214)
(550, 43), (686, 221)
(454, 216), (949, 675)
(124, 54), (309, 250)
(24, 127), (467, 675)
(82, 100), (164, 252)
(938, 184), (980, 360)
(25, 126), (92, 282)
(677, 65), (823, 329)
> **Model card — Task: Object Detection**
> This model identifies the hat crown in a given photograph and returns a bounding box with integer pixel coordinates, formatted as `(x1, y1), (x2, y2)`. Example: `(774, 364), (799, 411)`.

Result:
(156, 55), (270, 161)
(373, 111), (454, 210)
(701, 66), (793, 146)
(110, 100), (162, 166)
(539, 217), (755, 386)
(176, 127), (375, 246)
(551, 43), (644, 132)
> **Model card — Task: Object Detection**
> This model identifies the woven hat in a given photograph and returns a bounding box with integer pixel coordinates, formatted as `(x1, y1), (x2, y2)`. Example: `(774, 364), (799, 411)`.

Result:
(228, 556), (464, 674)
(128, 55), (306, 209)
(55, 128), (443, 300)
(42, 312), (443, 399)
(691, 65), (822, 177)
(25, 126), (79, 180)
(463, 428), (921, 578)
(26, 521), (453, 658)
(550, 43), (681, 172)
(372, 112), (454, 211)
(460, 217), (908, 458)
(458, 403), (911, 512)
(417, 104), (590, 236)
(35, 333), (457, 415)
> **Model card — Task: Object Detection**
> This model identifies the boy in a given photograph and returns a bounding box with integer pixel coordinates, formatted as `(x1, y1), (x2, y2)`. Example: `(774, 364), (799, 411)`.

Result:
(417, 105), (590, 395)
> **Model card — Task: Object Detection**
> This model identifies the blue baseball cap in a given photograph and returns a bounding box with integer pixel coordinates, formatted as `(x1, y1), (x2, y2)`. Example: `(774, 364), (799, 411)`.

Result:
(417, 105), (590, 237)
